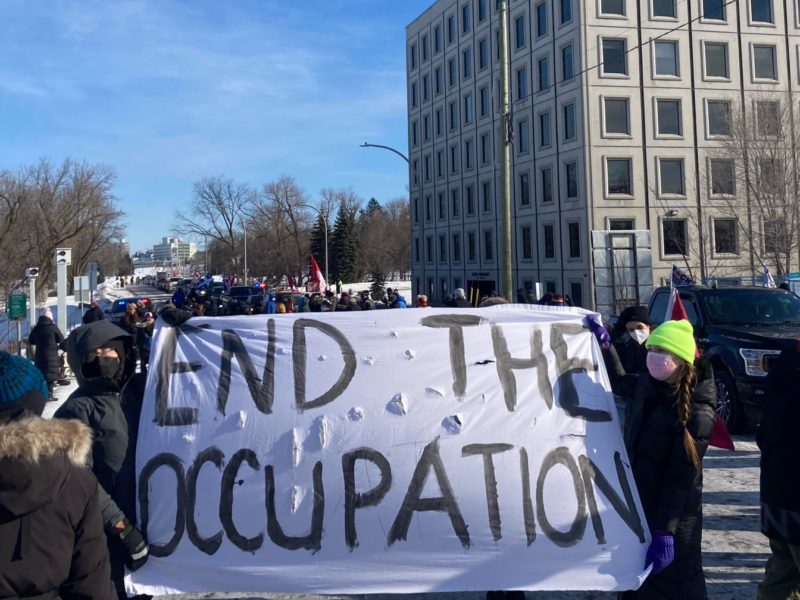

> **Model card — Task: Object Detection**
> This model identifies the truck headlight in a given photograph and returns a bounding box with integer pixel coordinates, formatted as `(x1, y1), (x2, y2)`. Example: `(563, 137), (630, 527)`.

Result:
(739, 348), (781, 377)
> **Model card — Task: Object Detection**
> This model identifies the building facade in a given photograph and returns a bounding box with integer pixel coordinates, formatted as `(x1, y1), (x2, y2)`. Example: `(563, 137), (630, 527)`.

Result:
(152, 237), (197, 264)
(407, 0), (797, 314)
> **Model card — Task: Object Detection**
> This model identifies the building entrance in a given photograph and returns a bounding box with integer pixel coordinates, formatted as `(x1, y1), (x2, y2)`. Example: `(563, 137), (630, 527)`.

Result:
(466, 280), (496, 306)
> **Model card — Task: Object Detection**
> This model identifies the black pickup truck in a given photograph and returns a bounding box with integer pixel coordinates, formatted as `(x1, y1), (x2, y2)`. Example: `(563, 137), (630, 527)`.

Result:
(647, 286), (800, 432)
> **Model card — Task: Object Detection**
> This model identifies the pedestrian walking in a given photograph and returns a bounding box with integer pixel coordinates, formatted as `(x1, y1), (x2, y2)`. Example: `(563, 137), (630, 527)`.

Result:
(757, 346), (800, 600)
(600, 319), (717, 598)
(27, 307), (65, 400)
(54, 320), (149, 600)
(83, 297), (105, 324)
(0, 351), (116, 600)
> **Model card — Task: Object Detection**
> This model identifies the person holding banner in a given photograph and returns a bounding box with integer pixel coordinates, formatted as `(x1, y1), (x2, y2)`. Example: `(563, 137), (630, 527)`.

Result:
(602, 320), (716, 598)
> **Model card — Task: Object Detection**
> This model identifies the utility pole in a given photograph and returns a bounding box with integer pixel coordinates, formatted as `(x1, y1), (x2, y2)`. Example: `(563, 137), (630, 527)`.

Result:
(498, 0), (513, 302)
(55, 248), (71, 334)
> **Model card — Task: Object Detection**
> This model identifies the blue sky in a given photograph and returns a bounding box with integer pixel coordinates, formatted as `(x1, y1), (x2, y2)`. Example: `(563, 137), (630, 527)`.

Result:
(0, 0), (432, 252)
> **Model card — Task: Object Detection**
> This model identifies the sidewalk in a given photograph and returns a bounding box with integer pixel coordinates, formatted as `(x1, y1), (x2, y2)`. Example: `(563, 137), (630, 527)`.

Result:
(162, 437), (766, 600)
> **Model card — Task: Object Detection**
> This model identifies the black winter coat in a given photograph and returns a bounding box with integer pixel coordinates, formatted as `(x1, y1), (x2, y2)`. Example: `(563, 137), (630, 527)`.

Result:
(606, 348), (717, 599)
(54, 320), (143, 532)
(27, 317), (65, 384)
(758, 349), (800, 545)
(0, 416), (116, 600)
(82, 305), (105, 324)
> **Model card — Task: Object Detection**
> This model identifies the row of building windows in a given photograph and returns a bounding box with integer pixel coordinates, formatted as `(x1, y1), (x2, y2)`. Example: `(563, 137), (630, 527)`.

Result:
(599, 0), (775, 24)
(414, 220), (583, 266)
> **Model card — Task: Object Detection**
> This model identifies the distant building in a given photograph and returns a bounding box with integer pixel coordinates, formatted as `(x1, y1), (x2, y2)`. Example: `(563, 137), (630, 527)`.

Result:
(119, 239), (131, 257)
(407, 0), (790, 313)
(152, 237), (196, 263)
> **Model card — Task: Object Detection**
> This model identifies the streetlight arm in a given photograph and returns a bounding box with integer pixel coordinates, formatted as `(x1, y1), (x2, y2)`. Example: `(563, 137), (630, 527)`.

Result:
(360, 142), (409, 164)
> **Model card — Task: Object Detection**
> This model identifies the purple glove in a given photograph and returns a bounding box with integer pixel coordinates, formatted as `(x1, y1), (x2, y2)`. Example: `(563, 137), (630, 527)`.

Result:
(586, 315), (611, 350)
(645, 531), (674, 574)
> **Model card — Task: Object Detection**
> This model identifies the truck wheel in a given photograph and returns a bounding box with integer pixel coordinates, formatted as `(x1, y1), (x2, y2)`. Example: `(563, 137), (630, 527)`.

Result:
(714, 371), (744, 434)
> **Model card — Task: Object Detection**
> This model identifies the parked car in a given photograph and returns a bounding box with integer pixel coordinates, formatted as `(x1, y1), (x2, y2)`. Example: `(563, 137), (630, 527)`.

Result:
(106, 297), (152, 325)
(647, 285), (800, 432)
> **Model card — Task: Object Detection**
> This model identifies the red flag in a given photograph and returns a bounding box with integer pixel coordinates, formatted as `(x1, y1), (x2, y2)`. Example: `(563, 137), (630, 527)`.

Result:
(308, 256), (327, 293)
(671, 290), (689, 320)
(287, 274), (299, 294)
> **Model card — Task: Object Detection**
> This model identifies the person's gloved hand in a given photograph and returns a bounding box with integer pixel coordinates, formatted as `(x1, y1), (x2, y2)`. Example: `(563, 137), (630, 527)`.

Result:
(157, 303), (193, 326)
(113, 518), (149, 571)
(586, 315), (611, 350)
(645, 531), (674, 574)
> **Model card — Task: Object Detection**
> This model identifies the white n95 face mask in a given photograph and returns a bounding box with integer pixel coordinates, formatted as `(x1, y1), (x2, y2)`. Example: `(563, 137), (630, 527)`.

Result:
(631, 328), (650, 345)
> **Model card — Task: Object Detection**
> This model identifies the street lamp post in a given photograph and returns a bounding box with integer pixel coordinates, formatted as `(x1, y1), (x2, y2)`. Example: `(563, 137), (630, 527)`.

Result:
(300, 204), (329, 285)
(359, 142), (409, 163)
(240, 218), (249, 283)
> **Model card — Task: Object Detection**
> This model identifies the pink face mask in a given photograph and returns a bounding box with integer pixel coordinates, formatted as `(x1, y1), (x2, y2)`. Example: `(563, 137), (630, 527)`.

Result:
(646, 351), (678, 381)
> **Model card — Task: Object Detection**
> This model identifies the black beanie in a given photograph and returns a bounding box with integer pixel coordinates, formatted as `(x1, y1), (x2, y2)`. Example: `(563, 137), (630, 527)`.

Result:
(619, 305), (652, 327)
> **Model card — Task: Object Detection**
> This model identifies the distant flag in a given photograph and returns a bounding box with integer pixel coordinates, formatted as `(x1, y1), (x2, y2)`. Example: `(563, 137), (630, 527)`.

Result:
(287, 274), (300, 294)
(664, 263), (695, 322)
(762, 266), (777, 288)
(308, 256), (327, 293)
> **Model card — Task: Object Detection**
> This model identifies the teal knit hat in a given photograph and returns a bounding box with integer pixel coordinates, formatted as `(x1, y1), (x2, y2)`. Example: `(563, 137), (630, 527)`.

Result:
(645, 320), (696, 364)
(0, 352), (49, 413)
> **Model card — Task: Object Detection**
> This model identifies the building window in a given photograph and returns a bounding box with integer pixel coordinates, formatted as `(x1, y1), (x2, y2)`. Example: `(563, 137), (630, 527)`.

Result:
(453, 233), (462, 262)
(609, 218), (635, 230)
(601, 0), (625, 16)
(713, 219), (738, 254)
(410, 44), (417, 69)
(425, 194), (432, 221)
(707, 100), (731, 136)
(436, 150), (444, 177)
(750, 0), (773, 23)
(520, 172), (530, 206)
(606, 158), (633, 195)
(710, 158), (735, 195)
(536, 2), (548, 36)
(422, 35), (429, 61)
(602, 39), (627, 75)
(604, 98), (629, 135)
(426, 235), (434, 262)
(756, 100), (780, 137)
(412, 120), (419, 146)
(753, 45), (777, 80)
(521, 225), (533, 259)
(519, 119), (530, 153)
(561, 0), (572, 23)
(449, 101), (458, 130)
(479, 0), (487, 22)
(703, 0), (726, 19)
(468, 231), (477, 261)
(424, 154), (431, 181)
(479, 38), (489, 70)
(448, 58), (457, 87)
(481, 133), (490, 164)
(517, 66), (528, 99)
(451, 188), (460, 217)
(464, 93), (474, 124)
(568, 222), (581, 258)
(538, 56), (550, 90)
(544, 224), (556, 258)
(764, 219), (781, 254)
(434, 25), (441, 53)
(438, 192), (445, 220)
(540, 111), (552, 146)
(464, 139), (473, 170)
(447, 14), (456, 44)
(480, 86), (490, 116)
(411, 82), (418, 108)
(439, 234), (447, 263)
(434, 67), (442, 95)
(569, 282), (583, 307)
(515, 15), (526, 49)
(423, 114), (431, 141)
(435, 108), (443, 137)
(562, 45), (574, 80)
(414, 237), (420, 262)
(563, 103), (576, 140)
(566, 161), (578, 198)
(412, 159), (418, 185)
(450, 144), (460, 174)
(462, 3), (471, 33)
(652, 0), (676, 17)
(704, 42), (729, 78)
(463, 48), (473, 79)
(466, 184), (476, 214)
(654, 41), (679, 76)
(659, 158), (685, 195)
(413, 197), (419, 223)
(656, 99), (682, 135)
(484, 230), (494, 261)
(759, 158), (784, 191)
(482, 181), (492, 212)
(541, 167), (553, 203)
(662, 219), (688, 255)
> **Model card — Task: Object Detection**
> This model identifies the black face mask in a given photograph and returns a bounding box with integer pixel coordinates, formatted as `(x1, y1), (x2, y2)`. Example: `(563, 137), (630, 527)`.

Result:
(83, 356), (121, 382)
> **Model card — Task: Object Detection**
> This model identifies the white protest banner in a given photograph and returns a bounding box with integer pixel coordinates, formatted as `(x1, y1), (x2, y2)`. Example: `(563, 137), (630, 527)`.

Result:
(127, 306), (650, 596)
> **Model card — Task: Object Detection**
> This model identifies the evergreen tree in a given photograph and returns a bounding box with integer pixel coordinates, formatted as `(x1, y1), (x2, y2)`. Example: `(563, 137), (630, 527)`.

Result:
(361, 197), (381, 219)
(309, 212), (329, 278)
(370, 271), (386, 300)
(330, 200), (360, 283)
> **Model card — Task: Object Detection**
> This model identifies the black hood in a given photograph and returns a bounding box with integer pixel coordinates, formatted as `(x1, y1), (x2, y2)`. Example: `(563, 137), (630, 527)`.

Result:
(64, 320), (131, 388)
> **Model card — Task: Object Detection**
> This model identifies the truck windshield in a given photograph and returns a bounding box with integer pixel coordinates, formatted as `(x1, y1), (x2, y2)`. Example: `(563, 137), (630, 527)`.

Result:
(702, 290), (800, 325)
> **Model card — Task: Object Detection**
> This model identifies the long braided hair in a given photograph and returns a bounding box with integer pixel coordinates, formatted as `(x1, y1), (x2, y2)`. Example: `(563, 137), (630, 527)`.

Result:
(671, 360), (700, 471)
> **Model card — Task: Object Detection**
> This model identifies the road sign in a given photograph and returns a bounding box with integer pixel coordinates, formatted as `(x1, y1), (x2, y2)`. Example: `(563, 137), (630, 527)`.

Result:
(7, 293), (26, 320)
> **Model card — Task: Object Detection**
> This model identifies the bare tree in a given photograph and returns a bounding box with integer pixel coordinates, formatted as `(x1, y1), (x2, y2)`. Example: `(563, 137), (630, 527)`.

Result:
(174, 176), (254, 277)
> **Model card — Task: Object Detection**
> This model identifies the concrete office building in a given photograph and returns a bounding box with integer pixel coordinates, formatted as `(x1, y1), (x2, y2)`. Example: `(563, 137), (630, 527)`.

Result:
(152, 237), (197, 264)
(407, 0), (795, 314)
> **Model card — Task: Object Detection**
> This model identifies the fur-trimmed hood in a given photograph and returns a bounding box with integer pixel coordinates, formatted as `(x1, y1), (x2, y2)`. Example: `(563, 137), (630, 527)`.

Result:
(0, 417), (93, 517)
